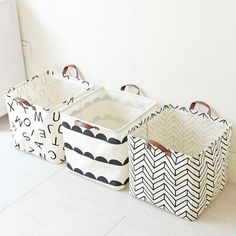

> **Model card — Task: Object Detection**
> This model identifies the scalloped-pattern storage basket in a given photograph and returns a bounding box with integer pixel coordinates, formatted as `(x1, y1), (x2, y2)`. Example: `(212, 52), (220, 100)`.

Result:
(61, 86), (156, 190)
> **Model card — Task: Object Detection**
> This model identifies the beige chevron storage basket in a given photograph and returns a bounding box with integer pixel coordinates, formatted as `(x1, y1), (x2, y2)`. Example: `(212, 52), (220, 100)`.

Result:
(4, 65), (94, 164)
(128, 102), (232, 221)
(61, 86), (156, 190)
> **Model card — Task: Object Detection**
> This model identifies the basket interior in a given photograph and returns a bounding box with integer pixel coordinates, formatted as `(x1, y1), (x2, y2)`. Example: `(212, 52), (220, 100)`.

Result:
(63, 88), (155, 130)
(7, 74), (88, 109)
(131, 106), (229, 157)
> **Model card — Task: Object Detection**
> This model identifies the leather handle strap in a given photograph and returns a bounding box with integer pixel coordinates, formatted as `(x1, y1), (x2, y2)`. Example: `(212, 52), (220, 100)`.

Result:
(120, 84), (140, 95)
(62, 64), (83, 80)
(14, 97), (36, 110)
(189, 101), (211, 115)
(147, 139), (171, 157)
(74, 120), (99, 130)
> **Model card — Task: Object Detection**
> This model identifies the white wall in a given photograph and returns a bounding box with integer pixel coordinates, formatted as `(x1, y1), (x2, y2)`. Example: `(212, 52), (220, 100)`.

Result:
(0, 0), (25, 116)
(17, 0), (236, 182)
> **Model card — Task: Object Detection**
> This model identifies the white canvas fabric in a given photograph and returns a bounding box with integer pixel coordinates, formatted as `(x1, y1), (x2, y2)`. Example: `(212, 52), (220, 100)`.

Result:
(4, 68), (94, 164)
(61, 87), (156, 190)
(128, 104), (232, 220)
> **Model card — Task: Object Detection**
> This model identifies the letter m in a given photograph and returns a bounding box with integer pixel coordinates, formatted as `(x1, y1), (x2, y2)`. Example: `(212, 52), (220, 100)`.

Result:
(34, 111), (43, 122)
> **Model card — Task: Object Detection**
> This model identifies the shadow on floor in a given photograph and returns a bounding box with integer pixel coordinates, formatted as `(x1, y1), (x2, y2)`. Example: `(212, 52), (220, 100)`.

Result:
(0, 114), (9, 131)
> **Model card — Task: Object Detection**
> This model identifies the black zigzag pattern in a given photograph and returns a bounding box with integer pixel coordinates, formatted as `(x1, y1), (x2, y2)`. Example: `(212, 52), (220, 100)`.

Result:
(128, 135), (231, 221)
(128, 105), (232, 221)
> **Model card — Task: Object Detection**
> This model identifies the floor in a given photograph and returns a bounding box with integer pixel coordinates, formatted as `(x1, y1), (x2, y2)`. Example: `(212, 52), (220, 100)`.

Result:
(0, 115), (235, 236)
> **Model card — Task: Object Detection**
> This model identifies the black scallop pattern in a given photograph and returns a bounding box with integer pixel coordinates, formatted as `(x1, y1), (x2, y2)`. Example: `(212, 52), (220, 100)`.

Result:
(74, 168), (84, 175)
(63, 122), (71, 130)
(83, 129), (94, 137)
(62, 122), (127, 145)
(64, 143), (129, 166)
(96, 156), (107, 163)
(72, 125), (82, 133)
(67, 163), (128, 187)
(96, 133), (107, 141)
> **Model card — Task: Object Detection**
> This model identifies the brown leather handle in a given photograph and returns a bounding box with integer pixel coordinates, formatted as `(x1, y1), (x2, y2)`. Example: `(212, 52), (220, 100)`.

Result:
(120, 84), (140, 95)
(62, 64), (83, 80)
(14, 97), (36, 110)
(147, 139), (171, 157)
(74, 120), (99, 130)
(189, 101), (211, 115)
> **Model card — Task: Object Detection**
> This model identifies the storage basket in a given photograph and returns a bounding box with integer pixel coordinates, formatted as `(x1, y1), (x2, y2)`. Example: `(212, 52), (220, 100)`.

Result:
(128, 102), (232, 220)
(4, 65), (94, 164)
(61, 86), (156, 190)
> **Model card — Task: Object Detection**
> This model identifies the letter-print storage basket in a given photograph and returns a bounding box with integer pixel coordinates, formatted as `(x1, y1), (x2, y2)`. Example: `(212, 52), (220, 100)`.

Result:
(128, 102), (232, 220)
(61, 86), (156, 190)
(4, 65), (94, 164)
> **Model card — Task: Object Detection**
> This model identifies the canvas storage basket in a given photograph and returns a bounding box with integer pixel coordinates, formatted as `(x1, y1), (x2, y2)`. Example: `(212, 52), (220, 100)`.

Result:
(128, 102), (232, 220)
(61, 85), (156, 190)
(4, 65), (94, 164)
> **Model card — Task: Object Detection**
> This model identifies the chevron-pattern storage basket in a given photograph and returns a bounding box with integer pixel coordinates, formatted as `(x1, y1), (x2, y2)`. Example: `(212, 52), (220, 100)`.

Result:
(128, 104), (232, 220)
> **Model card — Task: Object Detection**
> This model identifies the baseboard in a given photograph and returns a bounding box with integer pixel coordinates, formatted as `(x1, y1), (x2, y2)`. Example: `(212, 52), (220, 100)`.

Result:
(229, 152), (236, 184)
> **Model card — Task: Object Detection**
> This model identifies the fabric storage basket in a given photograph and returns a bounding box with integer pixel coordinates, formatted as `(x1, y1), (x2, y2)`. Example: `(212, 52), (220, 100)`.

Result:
(4, 65), (94, 164)
(61, 85), (156, 190)
(128, 101), (232, 220)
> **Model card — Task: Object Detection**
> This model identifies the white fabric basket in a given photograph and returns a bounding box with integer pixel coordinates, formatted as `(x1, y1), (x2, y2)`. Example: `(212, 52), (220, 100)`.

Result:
(61, 86), (156, 190)
(4, 65), (94, 164)
(128, 102), (232, 220)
